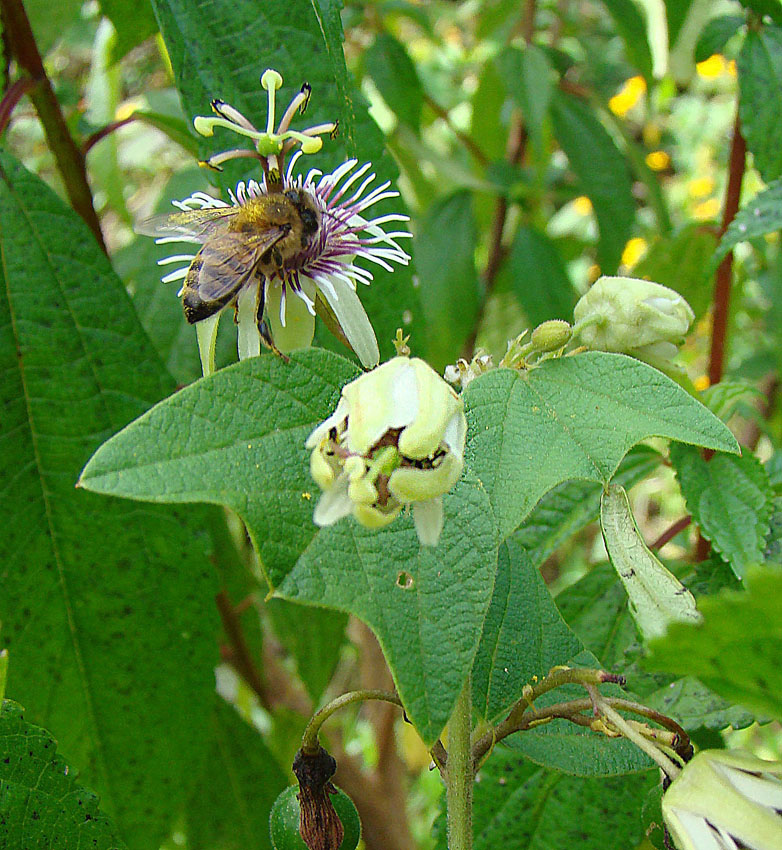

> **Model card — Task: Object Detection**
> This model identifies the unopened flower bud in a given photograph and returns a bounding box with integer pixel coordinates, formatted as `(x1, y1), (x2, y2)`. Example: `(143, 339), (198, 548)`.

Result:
(306, 357), (467, 546)
(530, 319), (572, 353)
(662, 750), (782, 850)
(573, 276), (694, 361)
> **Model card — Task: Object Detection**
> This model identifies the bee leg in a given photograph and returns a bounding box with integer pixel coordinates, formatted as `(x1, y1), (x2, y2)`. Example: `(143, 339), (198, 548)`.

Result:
(255, 278), (289, 363)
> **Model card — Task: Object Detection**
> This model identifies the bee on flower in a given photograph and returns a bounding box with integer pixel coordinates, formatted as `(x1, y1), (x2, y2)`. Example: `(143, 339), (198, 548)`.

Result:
(139, 69), (411, 374)
(306, 352), (467, 547)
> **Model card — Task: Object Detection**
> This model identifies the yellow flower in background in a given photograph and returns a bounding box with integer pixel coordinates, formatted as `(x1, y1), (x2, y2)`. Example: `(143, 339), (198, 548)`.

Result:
(696, 54), (727, 79)
(688, 176), (715, 199)
(609, 76), (647, 117)
(573, 195), (593, 216)
(694, 375), (710, 392)
(621, 237), (648, 269)
(693, 198), (721, 221)
(645, 150), (670, 171)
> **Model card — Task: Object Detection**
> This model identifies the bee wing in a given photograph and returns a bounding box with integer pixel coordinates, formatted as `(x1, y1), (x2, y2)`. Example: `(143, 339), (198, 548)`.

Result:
(181, 228), (288, 323)
(136, 206), (239, 242)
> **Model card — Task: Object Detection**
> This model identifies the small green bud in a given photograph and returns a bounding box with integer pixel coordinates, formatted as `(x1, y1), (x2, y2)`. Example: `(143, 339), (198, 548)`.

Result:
(270, 785), (361, 850)
(530, 319), (572, 353)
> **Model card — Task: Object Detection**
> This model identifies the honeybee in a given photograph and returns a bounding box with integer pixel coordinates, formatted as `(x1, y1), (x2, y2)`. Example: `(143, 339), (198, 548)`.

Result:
(139, 188), (321, 354)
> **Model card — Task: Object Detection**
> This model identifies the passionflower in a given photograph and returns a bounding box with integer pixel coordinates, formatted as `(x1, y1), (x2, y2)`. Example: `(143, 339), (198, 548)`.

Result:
(573, 275), (694, 363)
(148, 69), (411, 374)
(662, 750), (782, 850)
(306, 356), (467, 546)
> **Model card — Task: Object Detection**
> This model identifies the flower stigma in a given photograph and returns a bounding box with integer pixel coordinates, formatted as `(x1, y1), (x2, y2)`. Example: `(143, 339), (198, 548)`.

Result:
(306, 352), (468, 546)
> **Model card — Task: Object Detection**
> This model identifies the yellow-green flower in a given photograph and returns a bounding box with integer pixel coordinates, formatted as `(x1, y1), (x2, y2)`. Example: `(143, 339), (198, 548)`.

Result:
(662, 750), (782, 850)
(306, 356), (467, 546)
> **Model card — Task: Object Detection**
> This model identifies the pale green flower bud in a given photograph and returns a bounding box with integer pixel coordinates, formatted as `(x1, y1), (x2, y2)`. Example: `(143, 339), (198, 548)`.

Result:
(306, 357), (467, 546)
(662, 750), (782, 850)
(573, 276), (694, 360)
(530, 319), (572, 353)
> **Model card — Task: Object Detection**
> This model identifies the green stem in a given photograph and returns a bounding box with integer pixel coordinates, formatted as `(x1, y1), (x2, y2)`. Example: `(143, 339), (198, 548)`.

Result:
(301, 689), (401, 754)
(446, 676), (473, 850)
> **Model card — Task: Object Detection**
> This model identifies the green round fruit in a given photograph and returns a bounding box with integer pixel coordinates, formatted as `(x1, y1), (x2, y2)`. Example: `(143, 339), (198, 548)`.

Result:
(269, 784), (361, 850)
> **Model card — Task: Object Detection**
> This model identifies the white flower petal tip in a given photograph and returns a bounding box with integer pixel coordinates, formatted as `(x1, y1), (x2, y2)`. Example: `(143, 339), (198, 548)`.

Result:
(307, 356), (467, 541)
(662, 751), (782, 850)
(573, 275), (695, 364)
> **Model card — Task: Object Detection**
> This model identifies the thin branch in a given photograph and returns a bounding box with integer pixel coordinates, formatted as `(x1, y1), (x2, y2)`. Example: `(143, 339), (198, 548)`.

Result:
(0, 75), (34, 136)
(82, 115), (137, 155)
(651, 516), (692, 550)
(214, 589), (269, 708)
(423, 94), (488, 167)
(0, 0), (106, 252)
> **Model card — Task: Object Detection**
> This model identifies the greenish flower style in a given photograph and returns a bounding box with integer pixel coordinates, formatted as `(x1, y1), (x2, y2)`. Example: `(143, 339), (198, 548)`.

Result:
(573, 275), (694, 363)
(662, 750), (782, 850)
(306, 356), (467, 546)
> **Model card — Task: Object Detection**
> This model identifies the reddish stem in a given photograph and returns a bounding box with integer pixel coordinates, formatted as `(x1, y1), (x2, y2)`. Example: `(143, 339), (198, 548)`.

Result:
(651, 516), (692, 551)
(0, 76), (34, 137)
(82, 115), (137, 155)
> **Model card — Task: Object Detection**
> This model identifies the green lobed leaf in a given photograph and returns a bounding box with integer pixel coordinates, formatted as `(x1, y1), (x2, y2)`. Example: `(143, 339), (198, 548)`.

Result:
(738, 27), (782, 183)
(463, 352), (739, 541)
(515, 446), (661, 569)
(633, 224), (718, 319)
(671, 444), (773, 579)
(78, 349), (361, 587)
(505, 652), (654, 776)
(599, 0), (655, 78)
(278, 470), (498, 745)
(471, 540), (583, 723)
(149, 0), (421, 363)
(712, 177), (782, 270)
(498, 226), (576, 327)
(0, 150), (219, 849)
(414, 191), (481, 370)
(365, 33), (424, 128)
(695, 15), (745, 63)
(186, 698), (287, 850)
(0, 700), (125, 850)
(600, 485), (701, 641)
(645, 568), (782, 721)
(550, 91), (635, 274)
(436, 745), (657, 850)
(644, 676), (755, 732)
(266, 600), (347, 702)
(700, 380), (762, 422)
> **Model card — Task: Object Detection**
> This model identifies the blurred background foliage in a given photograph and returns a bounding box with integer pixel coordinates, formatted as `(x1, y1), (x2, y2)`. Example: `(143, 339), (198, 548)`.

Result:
(3, 1), (782, 849)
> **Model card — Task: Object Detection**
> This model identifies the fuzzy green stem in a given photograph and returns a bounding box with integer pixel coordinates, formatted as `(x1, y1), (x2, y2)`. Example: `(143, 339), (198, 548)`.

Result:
(301, 689), (401, 754)
(446, 676), (473, 850)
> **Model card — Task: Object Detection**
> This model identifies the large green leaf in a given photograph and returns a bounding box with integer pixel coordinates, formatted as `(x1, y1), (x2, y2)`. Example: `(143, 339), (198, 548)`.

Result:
(436, 745), (656, 850)
(415, 191), (480, 370)
(550, 92), (635, 274)
(79, 350), (361, 586)
(515, 447), (661, 568)
(186, 698), (287, 850)
(498, 226), (576, 326)
(0, 700), (125, 849)
(671, 444), (773, 579)
(77, 349), (494, 743)
(150, 0), (420, 361)
(644, 677), (754, 732)
(645, 568), (782, 721)
(497, 45), (555, 148)
(0, 150), (219, 850)
(695, 15), (745, 63)
(99, 0), (158, 61)
(463, 353), (739, 541)
(279, 470), (498, 745)
(599, 0), (654, 79)
(738, 27), (782, 183)
(365, 33), (424, 128)
(471, 540), (582, 723)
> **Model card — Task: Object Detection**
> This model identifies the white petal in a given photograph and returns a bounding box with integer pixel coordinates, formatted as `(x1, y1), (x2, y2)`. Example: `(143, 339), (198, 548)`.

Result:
(313, 474), (354, 526)
(196, 313), (221, 377)
(305, 397), (350, 449)
(236, 285), (261, 360)
(266, 280), (316, 353)
(314, 274), (379, 368)
(442, 411), (468, 459)
(413, 499), (444, 547)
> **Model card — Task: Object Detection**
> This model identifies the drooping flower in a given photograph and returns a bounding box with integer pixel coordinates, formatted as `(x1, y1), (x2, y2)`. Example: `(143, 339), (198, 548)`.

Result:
(306, 355), (467, 546)
(145, 69), (411, 374)
(662, 750), (782, 850)
(573, 275), (694, 364)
